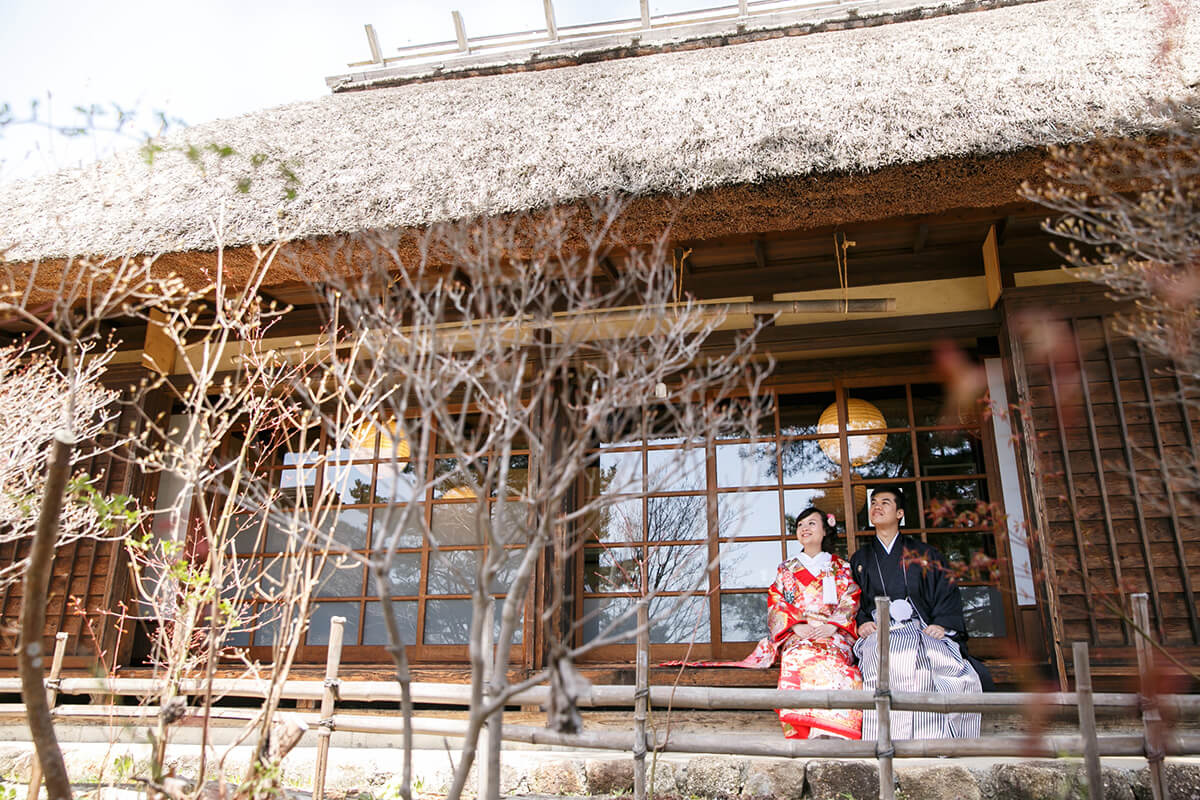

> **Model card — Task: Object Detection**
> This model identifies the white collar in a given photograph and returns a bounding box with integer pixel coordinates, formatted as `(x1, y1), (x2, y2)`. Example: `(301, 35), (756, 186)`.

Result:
(797, 551), (831, 575)
(875, 533), (901, 554)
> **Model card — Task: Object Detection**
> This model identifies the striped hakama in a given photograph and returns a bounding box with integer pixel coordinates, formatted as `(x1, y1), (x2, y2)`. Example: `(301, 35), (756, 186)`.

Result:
(854, 619), (982, 739)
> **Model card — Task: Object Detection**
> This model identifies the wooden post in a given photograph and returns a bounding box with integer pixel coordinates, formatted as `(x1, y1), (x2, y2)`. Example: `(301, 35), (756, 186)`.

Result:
(27, 632), (69, 800)
(633, 599), (649, 800)
(364, 24), (383, 64)
(1073, 642), (1102, 800)
(451, 10), (469, 53)
(1133, 593), (1170, 800)
(639, 0), (651, 28)
(875, 597), (894, 800)
(312, 616), (346, 800)
(543, 0), (558, 40)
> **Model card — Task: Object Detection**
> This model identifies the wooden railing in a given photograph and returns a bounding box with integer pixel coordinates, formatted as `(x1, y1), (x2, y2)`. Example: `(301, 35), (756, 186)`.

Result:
(19, 594), (1188, 800)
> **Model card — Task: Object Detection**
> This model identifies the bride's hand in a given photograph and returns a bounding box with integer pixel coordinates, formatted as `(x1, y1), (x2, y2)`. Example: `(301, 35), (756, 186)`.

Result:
(806, 623), (836, 641)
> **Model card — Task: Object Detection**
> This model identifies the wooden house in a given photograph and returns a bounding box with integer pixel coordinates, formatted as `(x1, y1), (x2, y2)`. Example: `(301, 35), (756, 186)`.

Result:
(0, 0), (1196, 690)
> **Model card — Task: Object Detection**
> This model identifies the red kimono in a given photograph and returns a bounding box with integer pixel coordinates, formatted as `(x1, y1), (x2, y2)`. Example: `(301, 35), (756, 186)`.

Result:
(767, 554), (864, 739)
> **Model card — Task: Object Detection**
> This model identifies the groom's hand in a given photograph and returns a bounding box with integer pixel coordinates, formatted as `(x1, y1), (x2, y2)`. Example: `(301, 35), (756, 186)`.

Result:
(923, 624), (946, 639)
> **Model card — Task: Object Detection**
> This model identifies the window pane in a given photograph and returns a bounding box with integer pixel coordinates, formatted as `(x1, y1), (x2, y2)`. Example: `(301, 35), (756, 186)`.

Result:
(252, 603), (300, 647)
(494, 597), (524, 644)
(847, 386), (909, 428)
(778, 392), (836, 436)
(713, 398), (774, 440)
(329, 509), (369, 549)
(649, 595), (710, 643)
(926, 532), (997, 573)
(582, 499), (643, 544)
(923, 479), (990, 527)
(961, 586), (1006, 638)
(720, 593), (767, 641)
(852, 433), (913, 479)
(427, 550), (481, 594)
(918, 431), (985, 476)
(581, 596), (636, 643)
(913, 382), (979, 427)
(325, 462), (375, 504)
(783, 488), (844, 532)
(715, 443), (777, 488)
(647, 495), (707, 542)
(493, 455), (530, 496)
(431, 503), (481, 546)
(362, 600), (417, 645)
(718, 491), (780, 539)
(718, 541), (782, 589)
(645, 544), (708, 591)
(779, 438), (839, 485)
(307, 602), (361, 645)
(586, 451), (643, 496)
(491, 500), (531, 546)
(432, 458), (485, 499)
(376, 462), (420, 502)
(489, 548), (526, 594)
(371, 505), (425, 549)
(583, 547), (641, 593)
(232, 513), (290, 554)
(255, 556), (287, 601)
(423, 598), (472, 644)
(855, 483), (919, 532)
(647, 448), (706, 492)
(367, 552), (422, 596)
(315, 556), (364, 598)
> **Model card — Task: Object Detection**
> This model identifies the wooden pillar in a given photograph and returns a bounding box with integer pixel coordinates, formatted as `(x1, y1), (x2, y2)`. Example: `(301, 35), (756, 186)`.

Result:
(1133, 593), (1170, 800)
(875, 597), (894, 800)
(1073, 642), (1102, 800)
(633, 599), (649, 800)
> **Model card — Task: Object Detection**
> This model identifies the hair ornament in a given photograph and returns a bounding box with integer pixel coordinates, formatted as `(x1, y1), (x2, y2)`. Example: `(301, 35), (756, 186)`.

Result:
(826, 513), (836, 527)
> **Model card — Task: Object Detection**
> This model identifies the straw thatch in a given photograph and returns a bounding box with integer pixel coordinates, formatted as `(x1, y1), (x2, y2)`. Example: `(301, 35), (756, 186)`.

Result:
(1, 0), (1196, 264)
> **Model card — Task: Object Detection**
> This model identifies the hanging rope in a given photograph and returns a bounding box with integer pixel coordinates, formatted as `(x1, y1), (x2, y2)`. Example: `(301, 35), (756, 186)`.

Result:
(833, 232), (855, 317)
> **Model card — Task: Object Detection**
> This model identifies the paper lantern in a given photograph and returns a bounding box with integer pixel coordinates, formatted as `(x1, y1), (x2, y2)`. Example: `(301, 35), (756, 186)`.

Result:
(353, 419), (410, 459)
(811, 478), (868, 520)
(817, 398), (887, 466)
(441, 485), (477, 500)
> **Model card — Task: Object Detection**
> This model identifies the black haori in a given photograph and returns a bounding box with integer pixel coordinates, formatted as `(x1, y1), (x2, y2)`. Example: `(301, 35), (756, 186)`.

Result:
(854, 620), (982, 740)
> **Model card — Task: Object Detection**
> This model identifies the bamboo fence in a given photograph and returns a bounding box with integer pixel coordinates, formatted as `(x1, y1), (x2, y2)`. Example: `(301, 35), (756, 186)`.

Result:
(20, 595), (1192, 800)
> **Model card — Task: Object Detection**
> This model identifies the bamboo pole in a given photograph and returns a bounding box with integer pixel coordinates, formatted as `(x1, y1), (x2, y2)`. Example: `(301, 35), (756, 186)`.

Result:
(1074, 642), (1102, 800)
(479, 597), (495, 800)
(26, 633), (68, 800)
(31, 675), (1199, 714)
(1133, 593), (1170, 800)
(312, 616), (346, 800)
(633, 599), (649, 800)
(875, 597), (894, 800)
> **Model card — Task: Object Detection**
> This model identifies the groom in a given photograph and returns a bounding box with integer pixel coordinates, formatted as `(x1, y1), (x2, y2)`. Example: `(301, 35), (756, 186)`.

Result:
(850, 485), (990, 740)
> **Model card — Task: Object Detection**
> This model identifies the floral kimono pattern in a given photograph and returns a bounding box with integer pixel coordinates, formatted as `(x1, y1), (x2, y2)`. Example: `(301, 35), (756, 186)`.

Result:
(767, 554), (864, 739)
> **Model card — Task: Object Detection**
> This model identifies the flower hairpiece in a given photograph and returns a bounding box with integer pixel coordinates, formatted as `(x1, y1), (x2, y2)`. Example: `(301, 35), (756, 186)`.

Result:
(826, 513), (836, 527)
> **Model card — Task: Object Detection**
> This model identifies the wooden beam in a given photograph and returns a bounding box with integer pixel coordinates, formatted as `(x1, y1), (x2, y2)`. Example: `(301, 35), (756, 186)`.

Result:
(912, 223), (929, 254)
(141, 308), (176, 375)
(983, 224), (1002, 308)
(640, 0), (650, 28)
(753, 238), (767, 271)
(599, 257), (620, 283)
(997, 214), (1017, 246)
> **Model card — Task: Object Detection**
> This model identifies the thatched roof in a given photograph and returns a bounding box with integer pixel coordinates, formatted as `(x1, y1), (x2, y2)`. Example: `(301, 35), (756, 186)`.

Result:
(1, 0), (1196, 264)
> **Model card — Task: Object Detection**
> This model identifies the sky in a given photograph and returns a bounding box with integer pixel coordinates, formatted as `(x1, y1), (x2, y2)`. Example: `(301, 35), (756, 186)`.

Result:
(0, 0), (707, 183)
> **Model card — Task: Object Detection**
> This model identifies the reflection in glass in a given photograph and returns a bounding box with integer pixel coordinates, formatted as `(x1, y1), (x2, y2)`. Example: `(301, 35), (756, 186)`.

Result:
(779, 439), (838, 485)
(645, 545), (708, 591)
(324, 463), (375, 504)
(912, 382), (978, 427)
(646, 448), (706, 492)
(232, 513), (291, 554)
(433, 458), (486, 499)
(721, 593), (768, 641)
(491, 500), (531, 546)
(315, 556), (364, 598)
(584, 547), (641, 593)
(778, 393), (835, 436)
(718, 541), (782, 589)
(252, 603), (301, 647)
(927, 532), (996, 570)
(583, 499), (642, 544)
(849, 385), (909, 428)
(960, 586), (1005, 637)
(427, 550), (481, 594)
(713, 398), (775, 440)
(582, 597), (636, 643)
(431, 504), (481, 546)
(307, 602), (362, 645)
(852, 433), (914, 479)
(423, 598), (472, 644)
(782, 488), (829, 534)
(923, 480), (990, 527)
(918, 431), (985, 476)
(586, 451), (643, 496)
(255, 556), (287, 601)
(371, 505), (425, 549)
(647, 495), (707, 542)
(329, 509), (369, 549)
(362, 600), (417, 645)
(492, 455), (530, 496)
(376, 462), (420, 502)
(489, 548), (525, 594)
(649, 595), (710, 643)
(367, 552), (421, 596)
(715, 443), (777, 488)
(718, 491), (780, 539)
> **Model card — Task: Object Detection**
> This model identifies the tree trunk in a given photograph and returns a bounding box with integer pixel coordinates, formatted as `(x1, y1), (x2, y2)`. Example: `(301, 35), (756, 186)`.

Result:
(19, 432), (75, 800)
